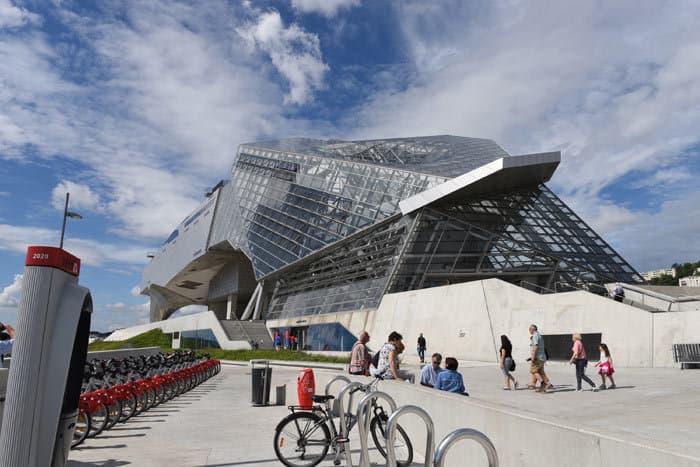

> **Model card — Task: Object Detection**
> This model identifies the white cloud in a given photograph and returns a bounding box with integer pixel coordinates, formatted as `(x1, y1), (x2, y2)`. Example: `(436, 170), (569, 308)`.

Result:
(603, 196), (700, 271)
(238, 10), (328, 105)
(130, 285), (141, 296)
(350, 2), (700, 197)
(291, 0), (361, 17)
(0, 1), (317, 241)
(51, 180), (103, 213)
(0, 274), (22, 307)
(93, 301), (150, 332)
(0, 0), (40, 29)
(0, 224), (152, 266)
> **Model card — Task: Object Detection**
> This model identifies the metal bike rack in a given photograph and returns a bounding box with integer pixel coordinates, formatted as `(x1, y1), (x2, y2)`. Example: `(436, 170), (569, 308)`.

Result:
(336, 381), (364, 467)
(385, 405), (435, 467)
(434, 428), (499, 467)
(355, 391), (397, 467)
(324, 375), (352, 396)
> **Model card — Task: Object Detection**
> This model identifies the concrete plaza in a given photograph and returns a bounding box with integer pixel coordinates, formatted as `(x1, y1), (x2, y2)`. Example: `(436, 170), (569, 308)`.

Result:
(67, 361), (700, 466)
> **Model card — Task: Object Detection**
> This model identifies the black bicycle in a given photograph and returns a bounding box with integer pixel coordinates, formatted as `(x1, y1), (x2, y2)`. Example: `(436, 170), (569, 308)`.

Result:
(273, 377), (413, 467)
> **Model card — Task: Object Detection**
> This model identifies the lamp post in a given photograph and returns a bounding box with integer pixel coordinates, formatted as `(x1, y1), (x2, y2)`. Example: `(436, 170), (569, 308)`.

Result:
(59, 192), (83, 249)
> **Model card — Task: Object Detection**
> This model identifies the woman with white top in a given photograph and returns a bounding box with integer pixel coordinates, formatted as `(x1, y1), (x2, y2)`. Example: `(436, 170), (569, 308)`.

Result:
(371, 331), (415, 383)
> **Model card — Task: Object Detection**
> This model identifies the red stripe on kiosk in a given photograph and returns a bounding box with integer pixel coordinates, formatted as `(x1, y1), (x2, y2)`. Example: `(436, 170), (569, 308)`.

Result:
(25, 246), (81, 276)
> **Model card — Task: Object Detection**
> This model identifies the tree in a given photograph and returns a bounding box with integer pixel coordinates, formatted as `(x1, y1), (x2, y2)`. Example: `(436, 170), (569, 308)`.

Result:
(650, 274), (676, 286)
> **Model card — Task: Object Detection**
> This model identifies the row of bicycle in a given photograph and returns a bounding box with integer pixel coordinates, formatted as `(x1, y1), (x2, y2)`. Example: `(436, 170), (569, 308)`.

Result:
(274, 374), (499, 467)
(72, 352), (221, 448)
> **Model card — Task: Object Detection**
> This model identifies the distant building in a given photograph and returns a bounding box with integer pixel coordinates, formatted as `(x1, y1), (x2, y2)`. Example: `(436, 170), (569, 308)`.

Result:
(679, 276), (700, 287)
(642, 268), (676, 281)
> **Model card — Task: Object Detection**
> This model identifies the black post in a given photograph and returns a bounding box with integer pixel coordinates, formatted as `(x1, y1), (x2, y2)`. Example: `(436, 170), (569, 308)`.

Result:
(59, 193), (69, 249)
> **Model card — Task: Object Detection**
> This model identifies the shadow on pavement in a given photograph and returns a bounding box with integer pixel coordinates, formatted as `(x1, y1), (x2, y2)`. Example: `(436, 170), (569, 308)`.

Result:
(67, 460), (130, 466)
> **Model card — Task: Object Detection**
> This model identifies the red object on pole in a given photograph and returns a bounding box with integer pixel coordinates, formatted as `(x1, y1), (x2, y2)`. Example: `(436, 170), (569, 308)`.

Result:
(297, 368), (315, 410)
(25, 246), (81, 276)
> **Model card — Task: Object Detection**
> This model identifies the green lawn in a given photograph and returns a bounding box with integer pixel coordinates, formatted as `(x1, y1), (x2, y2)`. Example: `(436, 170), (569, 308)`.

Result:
(89, 329), (349, 364)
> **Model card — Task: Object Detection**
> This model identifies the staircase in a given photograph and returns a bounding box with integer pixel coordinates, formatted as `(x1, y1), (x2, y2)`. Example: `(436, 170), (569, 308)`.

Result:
(219, 320), (273, 349)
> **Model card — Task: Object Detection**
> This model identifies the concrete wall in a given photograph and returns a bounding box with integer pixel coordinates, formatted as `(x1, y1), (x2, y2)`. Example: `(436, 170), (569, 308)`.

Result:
(291, 371), (700, 467)
(270, 279), (700, 368)
(106, 311), (250, 350)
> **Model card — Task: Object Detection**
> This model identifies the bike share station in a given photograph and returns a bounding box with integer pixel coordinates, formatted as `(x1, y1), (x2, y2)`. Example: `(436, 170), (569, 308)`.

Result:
(275, 372), (500, 467)
(0, 246), (92, 467)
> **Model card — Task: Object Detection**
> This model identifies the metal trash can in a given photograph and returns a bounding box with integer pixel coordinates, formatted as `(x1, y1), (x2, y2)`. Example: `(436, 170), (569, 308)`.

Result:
(251, 360), (272, 406)
(276, 385), (286, 406)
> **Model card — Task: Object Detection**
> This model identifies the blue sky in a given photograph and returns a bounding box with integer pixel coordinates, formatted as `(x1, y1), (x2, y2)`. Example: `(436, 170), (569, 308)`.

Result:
(1, 0), (699, 331)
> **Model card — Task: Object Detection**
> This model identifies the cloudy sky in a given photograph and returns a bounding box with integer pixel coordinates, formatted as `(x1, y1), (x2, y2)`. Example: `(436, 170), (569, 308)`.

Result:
(1, 0), (699, 331)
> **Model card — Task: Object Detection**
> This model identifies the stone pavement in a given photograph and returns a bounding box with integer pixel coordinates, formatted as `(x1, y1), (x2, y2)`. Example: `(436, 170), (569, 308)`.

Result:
(67, 364), (391, 467)
(66, 362), (700, 466)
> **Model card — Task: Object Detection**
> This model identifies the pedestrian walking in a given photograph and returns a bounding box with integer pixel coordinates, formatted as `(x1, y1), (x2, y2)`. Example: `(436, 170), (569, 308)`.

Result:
(274, 333), (282, 351)
(595, 343), (617, 389)
(528, 324), (553, 393)
(499, 335), (518, 390)
(417, 333), (427, 363)
(569, 334), (597, 391)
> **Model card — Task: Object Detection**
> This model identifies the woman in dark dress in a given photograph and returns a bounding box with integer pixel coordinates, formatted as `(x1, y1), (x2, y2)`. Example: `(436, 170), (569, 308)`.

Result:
(499, 335), (518, 390)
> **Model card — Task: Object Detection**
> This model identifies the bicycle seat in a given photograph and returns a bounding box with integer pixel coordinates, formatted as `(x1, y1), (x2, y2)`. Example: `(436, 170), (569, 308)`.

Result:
(311, 394), (335, 403)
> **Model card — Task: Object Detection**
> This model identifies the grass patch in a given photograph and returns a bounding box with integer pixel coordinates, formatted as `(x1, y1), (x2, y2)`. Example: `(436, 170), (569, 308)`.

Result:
(88, 330), (348, 364)
(88, 329), (173, 352)
(203, 348), (349, 364)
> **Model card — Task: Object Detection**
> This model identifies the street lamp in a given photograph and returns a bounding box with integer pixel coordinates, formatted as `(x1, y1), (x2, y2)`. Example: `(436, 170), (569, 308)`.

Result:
(59, 192), (83, 249)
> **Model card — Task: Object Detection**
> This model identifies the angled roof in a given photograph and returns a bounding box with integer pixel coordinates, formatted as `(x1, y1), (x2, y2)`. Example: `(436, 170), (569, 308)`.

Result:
(240, 135), (511, 178)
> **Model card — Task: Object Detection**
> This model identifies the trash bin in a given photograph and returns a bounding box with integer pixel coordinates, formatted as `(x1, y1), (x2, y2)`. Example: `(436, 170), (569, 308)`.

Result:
(251, 360), (272, 406)
(276, 385), (286, 406)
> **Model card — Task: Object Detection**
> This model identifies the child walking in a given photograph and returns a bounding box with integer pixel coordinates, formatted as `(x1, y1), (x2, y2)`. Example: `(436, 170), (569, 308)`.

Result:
(594, 343), (616, 390)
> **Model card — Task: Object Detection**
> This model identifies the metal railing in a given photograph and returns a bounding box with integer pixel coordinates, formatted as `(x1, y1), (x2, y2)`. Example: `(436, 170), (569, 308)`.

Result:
(434, 428), (499, 467)
(337, 381), (365, 466)
(325, 375), (351, 397)
(385, 405), (435, 467)
(356, 391), (397, 467)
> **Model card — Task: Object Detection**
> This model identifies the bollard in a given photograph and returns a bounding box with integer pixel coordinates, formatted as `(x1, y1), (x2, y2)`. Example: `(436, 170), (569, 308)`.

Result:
(0, 246), (92, 467)
(276, 385), (286, 406)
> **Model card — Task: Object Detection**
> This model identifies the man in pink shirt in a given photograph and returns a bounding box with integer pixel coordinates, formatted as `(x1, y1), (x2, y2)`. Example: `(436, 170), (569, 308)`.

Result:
(349, 331), (371, 376)
(569, 333), (597, 391)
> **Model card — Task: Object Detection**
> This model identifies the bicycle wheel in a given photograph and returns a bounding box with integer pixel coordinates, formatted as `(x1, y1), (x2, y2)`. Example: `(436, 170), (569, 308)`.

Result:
(105, 399), (122, 429)
(118, 394), (136, 422)
(71, 411), (90, 448)
(88, 403), (108, 437)
(370, 414), (414, 467)
(273, 412), (331, 467)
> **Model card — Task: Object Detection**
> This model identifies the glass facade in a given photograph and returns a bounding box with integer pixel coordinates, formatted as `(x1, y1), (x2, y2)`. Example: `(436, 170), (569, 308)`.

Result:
(272, 323), (356, 352)
(388, 185), (642, 293)
(203, 136), (642, 322)
(266, 216), (411, 320)
(179, 328), (220, 349)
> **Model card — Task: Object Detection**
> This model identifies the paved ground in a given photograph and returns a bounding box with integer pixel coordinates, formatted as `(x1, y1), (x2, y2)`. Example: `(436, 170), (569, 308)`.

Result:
(67, 361), (700, 466)
(67, 364), (392, 467)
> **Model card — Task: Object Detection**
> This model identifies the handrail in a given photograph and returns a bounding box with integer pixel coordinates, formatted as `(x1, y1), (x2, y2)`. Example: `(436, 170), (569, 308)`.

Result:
(385, 405), (434, 467)
(325, 375), (351, 396)
(356, 391), (397, 467)
(337, 382), (364, 467)
(434, 428), (499, 467)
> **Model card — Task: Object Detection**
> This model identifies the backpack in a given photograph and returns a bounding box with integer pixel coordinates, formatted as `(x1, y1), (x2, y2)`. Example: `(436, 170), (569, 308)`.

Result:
(371, 350), (380, 368)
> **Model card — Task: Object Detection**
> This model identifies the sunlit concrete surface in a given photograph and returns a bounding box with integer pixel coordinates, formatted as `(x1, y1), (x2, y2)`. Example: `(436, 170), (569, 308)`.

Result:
(66, 362), (700, 466)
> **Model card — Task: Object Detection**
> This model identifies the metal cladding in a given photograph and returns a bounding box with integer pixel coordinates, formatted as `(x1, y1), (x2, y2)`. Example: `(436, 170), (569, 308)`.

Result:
(142, 135), (643, 322)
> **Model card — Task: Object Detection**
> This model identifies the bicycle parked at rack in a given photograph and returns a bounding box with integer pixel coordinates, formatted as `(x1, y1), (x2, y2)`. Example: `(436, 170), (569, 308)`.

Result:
(273, 377), (413, 467)
(71, 351), (220, 448)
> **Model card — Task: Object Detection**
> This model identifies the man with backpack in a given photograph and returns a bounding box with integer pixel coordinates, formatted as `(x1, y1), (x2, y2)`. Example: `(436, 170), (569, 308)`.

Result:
(349, 331), (371, 376)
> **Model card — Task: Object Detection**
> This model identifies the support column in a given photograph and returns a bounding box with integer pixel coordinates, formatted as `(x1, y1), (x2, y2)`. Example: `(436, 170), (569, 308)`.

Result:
(226, 293), (238, 320)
